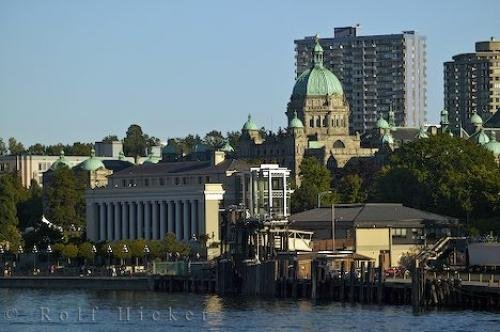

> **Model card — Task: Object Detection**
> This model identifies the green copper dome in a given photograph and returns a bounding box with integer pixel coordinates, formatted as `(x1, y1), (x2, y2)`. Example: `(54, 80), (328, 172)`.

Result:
(485, 132), (500, 156)
(470, 128), (490, 145)
(376, 115), (390, 130)
(162, 142), (177, 155)
(381, 132), (394, 145)
(289, 111), (304, 128)
(220, 141), (234, 153)
(471, 112), (483, 126)
(77, 149), (106, 171)
(292, 37), (343, 97)
(142, 153), (160, 164)
(416, 126), (429, 139)
(50, 150), (72, 170)
(242, 114), (258, 131)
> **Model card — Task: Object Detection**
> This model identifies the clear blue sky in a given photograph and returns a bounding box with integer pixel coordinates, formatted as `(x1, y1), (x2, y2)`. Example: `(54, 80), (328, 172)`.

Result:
(1, 0), (499, 146)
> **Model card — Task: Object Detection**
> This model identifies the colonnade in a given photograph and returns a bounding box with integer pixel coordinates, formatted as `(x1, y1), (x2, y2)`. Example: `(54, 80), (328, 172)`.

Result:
(93, 199), (203, 242)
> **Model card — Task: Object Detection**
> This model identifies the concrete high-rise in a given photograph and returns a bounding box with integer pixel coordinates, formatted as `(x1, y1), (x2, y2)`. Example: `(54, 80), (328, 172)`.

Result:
(444, 38), (500, 134)
(294, 26), (427, 134)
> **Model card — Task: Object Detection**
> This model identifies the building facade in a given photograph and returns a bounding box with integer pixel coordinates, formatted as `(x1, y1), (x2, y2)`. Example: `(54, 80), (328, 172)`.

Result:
(444, 38), (500, 134)
(238, 37), (376, 181)
(295, 27), (427, 133)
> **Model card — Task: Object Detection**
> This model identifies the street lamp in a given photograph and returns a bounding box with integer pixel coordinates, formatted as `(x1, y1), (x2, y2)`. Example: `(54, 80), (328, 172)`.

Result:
(0, 245), (4, 277)
(91, 245), (97, 267)
(143, 245), (150, 269)
(46, 245), (52, 275)
(106, 244), (113, 270)
(317, 190), (333, 208)
(32, 245), (38, 275)
(121, 244), (129, 266)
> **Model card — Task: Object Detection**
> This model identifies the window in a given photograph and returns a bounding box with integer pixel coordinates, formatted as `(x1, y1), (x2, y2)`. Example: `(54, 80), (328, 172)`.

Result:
(144, 179), (149, 186)
(393, 228), (407, 237)
(122, 180), (126, 187)
(159, 178), (165, 186)
(175, 178), (180, 185)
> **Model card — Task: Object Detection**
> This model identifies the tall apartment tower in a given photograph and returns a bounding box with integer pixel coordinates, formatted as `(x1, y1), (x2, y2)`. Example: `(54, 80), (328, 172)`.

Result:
(295, 26), (427, 134)
(444, 38), (500, 134)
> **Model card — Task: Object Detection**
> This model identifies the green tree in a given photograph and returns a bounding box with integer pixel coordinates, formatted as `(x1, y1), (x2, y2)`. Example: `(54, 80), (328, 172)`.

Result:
(70, 142), (92, 156)
(123, 124), (147, 161)
(62, 244), (79, 264)
(27, 143), (46, 155)
(45, 167), (83, 229)
(102, 135), (119, 143)
(373, 134), (500, 222)
(8, 137), (25, 155)
(226, 131), (241, 150)
(0, 174), (23, 249)
(204, 130), (224, 149)
(78, 242), (95, 262)
(337, 174), (367, 203)
(162, 233), (190, 257)
(17, 179), (43, 230)
(291, 157), (336, 213)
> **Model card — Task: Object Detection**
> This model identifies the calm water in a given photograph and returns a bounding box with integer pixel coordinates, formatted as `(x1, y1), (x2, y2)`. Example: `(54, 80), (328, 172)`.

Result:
(0, 289), (498, 331)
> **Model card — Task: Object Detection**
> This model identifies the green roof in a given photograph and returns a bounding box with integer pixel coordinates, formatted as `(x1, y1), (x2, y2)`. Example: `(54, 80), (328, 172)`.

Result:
(376, 115), (390, 129)
(242, 114), (258, 131)
(485, 132), (500, 156)
(220, 141), (234, 153)
(292, 38), (343, 97)
(77, 149), (106, 171)
(50, 150), (72, 170)
(470, 128), (490, 145)
(471, 112), (483, 125)
(289, 111), (304, 129)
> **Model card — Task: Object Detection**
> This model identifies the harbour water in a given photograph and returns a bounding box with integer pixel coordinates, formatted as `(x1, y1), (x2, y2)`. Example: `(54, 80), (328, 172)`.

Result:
(0, 289), (498, 331)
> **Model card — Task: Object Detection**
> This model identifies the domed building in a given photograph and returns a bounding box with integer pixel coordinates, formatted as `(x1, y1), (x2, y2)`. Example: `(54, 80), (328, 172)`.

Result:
(237, 36), (376, 182)
(74, 149), (113, 188)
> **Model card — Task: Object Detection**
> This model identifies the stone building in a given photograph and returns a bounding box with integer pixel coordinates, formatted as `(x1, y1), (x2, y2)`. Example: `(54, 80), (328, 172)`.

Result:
(237, 37), (376, 182)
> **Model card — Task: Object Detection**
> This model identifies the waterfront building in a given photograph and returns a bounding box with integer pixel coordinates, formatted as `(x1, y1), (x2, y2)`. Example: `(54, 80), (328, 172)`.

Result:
(85, 151), (250, 245)
(237, 37), (376, 182)
(295, 27), (427, 133)
(444, 38), (500, 134)
(289, 204), (459, 267)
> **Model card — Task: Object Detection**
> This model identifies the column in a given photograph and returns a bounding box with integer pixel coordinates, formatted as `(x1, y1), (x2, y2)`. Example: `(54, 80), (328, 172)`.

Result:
(107, 202), (113, 241)
(198, 200), (205, 236)
(99, 203), (106, 242)
(152, 201), (159, 240)
(282, 172), (288, 217)
(114, 202), (121, 240)
(183, 200), (190, 241)
(190, 200), (197, 237)
(160, 201), (166, 239)
(121, 202), (128, 239)
(144, 201), (151, 240)
(175, 201), (182, 240)
(129, 203), (136, 240)
(137, 202), (143, 239)
(167, 201), (174, 234)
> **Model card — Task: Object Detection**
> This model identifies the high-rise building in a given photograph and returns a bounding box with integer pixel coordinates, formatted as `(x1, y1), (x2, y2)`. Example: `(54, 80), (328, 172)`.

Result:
(444, 38), (500, 134)
(294, 26), (427, 134)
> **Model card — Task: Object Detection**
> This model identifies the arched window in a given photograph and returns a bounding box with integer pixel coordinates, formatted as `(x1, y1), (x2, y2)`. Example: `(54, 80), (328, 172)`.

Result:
(310, 118), (314, 127)
(327, 155), (337, 169)
(333, 140), (345, 149)
(316, 117), (321, 127)
(322, 116), (327, 127)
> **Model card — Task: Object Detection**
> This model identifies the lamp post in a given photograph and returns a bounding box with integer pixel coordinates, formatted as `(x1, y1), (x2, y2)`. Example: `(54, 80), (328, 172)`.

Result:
(121, 244), (129, 266)
(32, 245), (38, 275)
(106, 244), (113, 270)
(46, 245), (52, 275)
(143, 245), (150, 270)
(0, 245), (4, 277)
(91, 245), (97, 267)
(317, 190), (332, 208)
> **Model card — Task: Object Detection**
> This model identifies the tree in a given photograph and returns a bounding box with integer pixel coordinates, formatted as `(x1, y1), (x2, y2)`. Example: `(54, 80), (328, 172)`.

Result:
(70, 142), (92, 156)
(0, 138), (7, 155)
(0, 174), (23, 249)
(102, 135), (119, 143)
(78, 242), (95, 262)
(226, 131), (241, 150)
(27, 143), (46, 155)
(17, 179), (43, 230)
(62, 244), (78, 264)
(123, 124), (147, 161)
(8, 137), (25, 155)
(290, 157), (336, 213)
(45, 167), (83, 229)
(204, 130), (224, 149)
(373, 134), (500, 222)
(337, 174), (367, 203)
(162, 233), (190, 257)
